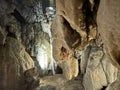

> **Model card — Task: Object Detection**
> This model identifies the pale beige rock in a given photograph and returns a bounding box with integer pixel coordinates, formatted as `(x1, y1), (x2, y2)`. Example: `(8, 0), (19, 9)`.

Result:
(97, 0), (120, 68)
(106, 80), (120, 90)
(0, 37), (34, 90)
(80, 46), (91, 74)
(106, 70), (120, 90)
(83, 64), (107, 90)
(39, 74), (84, 90)
(39, 74), (67, 87)
(61, 57), (79, 80)
(83, 46), (107, 90)
(102, 56), (118, 84)
(82, 46), (118, 90)
(56, 0), (87, 42)
(97, 1), (120, 89)
(51, 15), (80, 80)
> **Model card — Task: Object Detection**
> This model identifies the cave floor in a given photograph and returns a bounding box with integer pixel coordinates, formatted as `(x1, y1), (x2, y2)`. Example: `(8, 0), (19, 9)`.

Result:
(36, 74), (84, 90)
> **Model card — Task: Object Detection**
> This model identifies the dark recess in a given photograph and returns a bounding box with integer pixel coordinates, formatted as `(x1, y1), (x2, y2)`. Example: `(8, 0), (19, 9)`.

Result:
(42, 0), (50, 13)
(6, 25), (17, 39)
(11, 9), (26, 24)
(83, 0), (100, 40)
(55, 65), (63, 74)
(101, 86), (107, 90)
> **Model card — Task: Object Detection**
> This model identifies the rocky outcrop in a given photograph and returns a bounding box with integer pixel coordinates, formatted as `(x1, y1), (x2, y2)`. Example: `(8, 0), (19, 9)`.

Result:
(106, 70), (120, 90)
(97, 0), (120, 89)
(52, 0), (85, 62)
(0, 1), (36, 90)
(8, 0), (43, 23)
(97, 0), (120, 68)
(0, 37), (34, 90)
(51, 0), (85, 80)
(0, 0), (58, 89)
(81, 46), (117, 90)
(0, 0), (44, 90)
(51, 0), (100, 80)
(51, 0), (119, 89)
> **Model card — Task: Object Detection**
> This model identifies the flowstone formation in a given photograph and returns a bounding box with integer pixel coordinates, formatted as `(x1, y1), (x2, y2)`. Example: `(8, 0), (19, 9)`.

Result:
(51, 0), (99, 80)
(51, 0), (119, 90)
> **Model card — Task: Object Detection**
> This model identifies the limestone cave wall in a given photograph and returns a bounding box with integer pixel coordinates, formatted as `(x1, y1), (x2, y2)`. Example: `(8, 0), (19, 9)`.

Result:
(0, 0), (120, 90)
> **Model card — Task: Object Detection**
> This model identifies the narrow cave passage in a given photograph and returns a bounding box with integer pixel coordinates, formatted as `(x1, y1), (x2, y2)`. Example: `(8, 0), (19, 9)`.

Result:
(0, 0), (120, 90)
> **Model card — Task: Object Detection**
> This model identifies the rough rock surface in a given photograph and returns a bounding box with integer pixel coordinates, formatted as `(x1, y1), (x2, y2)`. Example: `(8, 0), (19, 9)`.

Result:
(51, 0), (86, 80)
(38, 74), (84, 90)
(0, 0), (41, 90)
(82, 46), (117, 90)
(0, 0), (120, 90)
(97, 0), (120, 89)
(97, 0), (120, 68)
(51, 0), (119, 90)
(0, 37), (34, 90)
(0, 0), (58, 90)
(51, 0), (100, 80)
(106, 70), (120, 90)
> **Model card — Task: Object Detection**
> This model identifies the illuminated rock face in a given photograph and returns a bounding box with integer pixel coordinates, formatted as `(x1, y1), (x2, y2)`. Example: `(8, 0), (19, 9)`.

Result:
(97, 0), (120, 68)
(51, 0), (85, 79)
(51, 0), (98, 80)
(51, 0), (101, 60)
(37, 44), (48, 70)
(52, 0), (85, 59)
(82, 46), (117, 90)
(51, 0), (119, 89)
(97, 0), (120, 89)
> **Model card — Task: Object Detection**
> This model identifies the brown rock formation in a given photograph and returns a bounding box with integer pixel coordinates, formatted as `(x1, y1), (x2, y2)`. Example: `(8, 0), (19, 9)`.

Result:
(97, 0), (120, 89)
(51, 0), (99, 80)
(97, 0), (120, 68)
(51, 0), (120, 89)
(52, 0), (86, 60)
